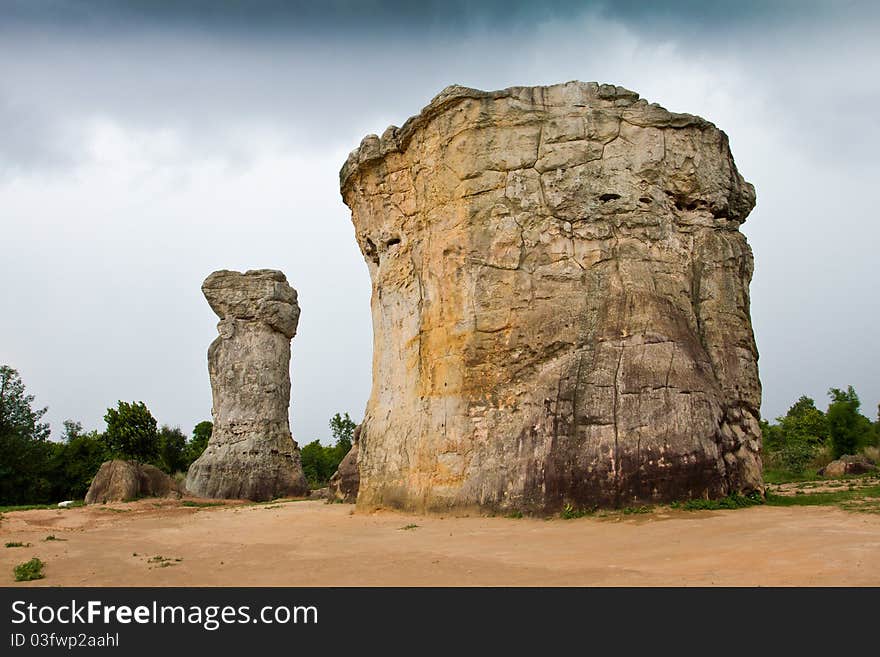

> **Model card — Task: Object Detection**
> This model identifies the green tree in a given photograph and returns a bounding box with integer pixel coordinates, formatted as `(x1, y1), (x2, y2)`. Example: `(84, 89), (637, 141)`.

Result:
(49, 421), (109, 500)
(184, 421), (212, 467)
(0, 366), (49, 441)
(778, 396), (828, 447)
(0, 366), (53, 504)
(826, 386), (872, 458)
(300, 439), (334, 487)
(299, 412), (359, 488)
(157, 425), (188, 474)
(330, 412), (356, 454)
(103, 401), (159, 463)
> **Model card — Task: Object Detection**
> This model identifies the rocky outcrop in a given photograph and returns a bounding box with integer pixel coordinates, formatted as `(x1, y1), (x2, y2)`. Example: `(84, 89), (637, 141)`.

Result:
(329, 425), (361, 503)
(819, 455), (877, 478)
(340, 81), (763, 513)
(185, 269), (309, 501)
(85, 460), (182, 504)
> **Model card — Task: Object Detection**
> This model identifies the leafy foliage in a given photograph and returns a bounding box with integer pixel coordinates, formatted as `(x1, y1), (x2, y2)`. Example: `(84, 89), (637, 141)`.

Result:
(560, 503), (593, 519)
(826, 387), (873, 458)
(0, 367), (53, 504)
(0, 364), (214, 505)
(763, 386), (877, 475)
(13, 557), (45, 582)
(672, 492), (764, 511)
(157, 425), (188, 474)
(50, 422), (110, 499)
(329, 412), (356, 454)
(104, 401), (159, 463)
(187, 421), (212, 465)
(300, 412), (358, 488)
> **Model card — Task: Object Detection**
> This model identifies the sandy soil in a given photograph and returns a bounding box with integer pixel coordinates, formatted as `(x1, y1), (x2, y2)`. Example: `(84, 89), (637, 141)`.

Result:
(2, 499), (879, 586)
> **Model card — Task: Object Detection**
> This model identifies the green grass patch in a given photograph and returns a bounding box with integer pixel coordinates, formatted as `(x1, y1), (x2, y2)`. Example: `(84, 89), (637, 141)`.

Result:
(505, 510), (524, 519)
(762, 468), (821, 485)
(399, 524), (419, 530)
(5, 542), (31, 548)
(180, 501), (225, 508)
(765, 485), (880, 508)
(671, 492), (764, 511)
(43, 535), (66, 542)
(13, 557), (45, 582)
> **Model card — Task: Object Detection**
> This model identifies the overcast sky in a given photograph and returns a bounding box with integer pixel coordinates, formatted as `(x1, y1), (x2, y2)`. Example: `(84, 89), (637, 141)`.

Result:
(1, 1), (878, 443)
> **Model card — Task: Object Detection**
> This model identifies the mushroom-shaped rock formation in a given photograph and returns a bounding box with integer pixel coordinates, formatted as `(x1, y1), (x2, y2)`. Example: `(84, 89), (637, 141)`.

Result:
(340, 81), (763, 513)
(185, 269), (309, 501)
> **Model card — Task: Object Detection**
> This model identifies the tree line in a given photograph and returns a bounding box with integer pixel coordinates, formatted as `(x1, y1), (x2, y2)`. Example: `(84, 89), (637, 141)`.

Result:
(0, 365), (212, 505)
(6, 362), (877, 505)
(0, 365), (358, 505)
(762, 385), (879, 476)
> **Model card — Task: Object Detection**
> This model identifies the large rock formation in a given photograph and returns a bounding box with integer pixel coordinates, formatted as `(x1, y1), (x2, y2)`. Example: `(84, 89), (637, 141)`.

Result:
(185, 269), (309, 501)
(85, 460), (183, 504)
(340, 81), (763, 513)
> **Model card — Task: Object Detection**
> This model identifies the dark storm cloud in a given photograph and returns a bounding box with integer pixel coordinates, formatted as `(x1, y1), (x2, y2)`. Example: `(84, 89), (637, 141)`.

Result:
(2, 0), (871, 35)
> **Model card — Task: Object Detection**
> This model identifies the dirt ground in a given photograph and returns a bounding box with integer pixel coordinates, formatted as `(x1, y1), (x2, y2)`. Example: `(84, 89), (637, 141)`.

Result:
(2, 498), (879, 586)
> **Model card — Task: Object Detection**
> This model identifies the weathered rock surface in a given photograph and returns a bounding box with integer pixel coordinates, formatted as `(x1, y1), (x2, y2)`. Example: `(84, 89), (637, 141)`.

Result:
(819, 455), (877, 478)
(185, 269), (309, 501)
(329, 426), (361, 503)
(341, 81), (763, 513)
(85, 460), (182, 504)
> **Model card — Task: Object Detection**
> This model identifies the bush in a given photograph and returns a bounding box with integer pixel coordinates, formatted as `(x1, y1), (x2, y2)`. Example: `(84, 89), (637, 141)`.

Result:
(775, 440), (815, 474)
(13, 557), (45, 582)
(673, 492), (763, 511)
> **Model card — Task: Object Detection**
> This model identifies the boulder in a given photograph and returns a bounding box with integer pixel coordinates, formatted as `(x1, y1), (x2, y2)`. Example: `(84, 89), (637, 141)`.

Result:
(340, 81), (763, 513)
(309, 487), (331, 500)
(819, 455), (877, 478)
(185, 269), (309, 501)
(329, 440), (360, 503)
(85, 460), (182, 504)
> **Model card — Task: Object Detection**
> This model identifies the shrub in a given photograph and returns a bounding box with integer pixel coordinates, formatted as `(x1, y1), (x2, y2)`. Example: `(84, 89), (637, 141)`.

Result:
(13, 557), (45, 582)
(672, 492), (764, 511)
(775, 440), (815, 474)
(560, 503), (593, 519)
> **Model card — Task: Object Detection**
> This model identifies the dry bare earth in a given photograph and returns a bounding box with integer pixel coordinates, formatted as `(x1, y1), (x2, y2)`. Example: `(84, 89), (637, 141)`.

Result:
(2, 498), (879, 586)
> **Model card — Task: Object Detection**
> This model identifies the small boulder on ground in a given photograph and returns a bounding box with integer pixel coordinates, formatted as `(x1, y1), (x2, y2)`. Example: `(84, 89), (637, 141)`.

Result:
(309, 487), (331, 500)
(818, 454), (877, 478)
(85, 460), (184, 504)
